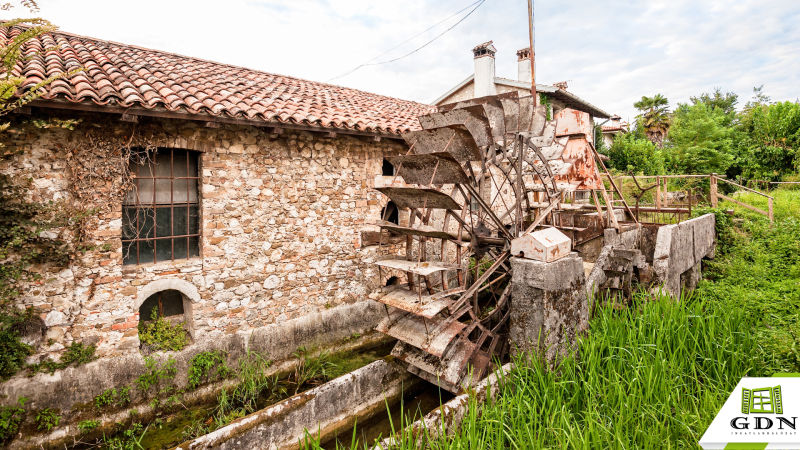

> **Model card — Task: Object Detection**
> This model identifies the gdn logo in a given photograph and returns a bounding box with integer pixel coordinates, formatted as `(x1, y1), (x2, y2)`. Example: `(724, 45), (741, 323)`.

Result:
(730, 385), (796, 431)
(700, 377), (800, 449)
(742, 386), (783, 414)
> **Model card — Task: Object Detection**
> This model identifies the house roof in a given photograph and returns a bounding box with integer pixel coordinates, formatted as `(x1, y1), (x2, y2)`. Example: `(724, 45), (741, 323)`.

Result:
(432, 74), (611, 119)
(4, 26), (434, 137)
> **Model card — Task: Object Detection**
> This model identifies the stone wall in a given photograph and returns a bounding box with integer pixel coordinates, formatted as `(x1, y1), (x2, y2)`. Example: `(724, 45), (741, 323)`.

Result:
(653, 213), (716, 297)
(0, 112), (408, 361)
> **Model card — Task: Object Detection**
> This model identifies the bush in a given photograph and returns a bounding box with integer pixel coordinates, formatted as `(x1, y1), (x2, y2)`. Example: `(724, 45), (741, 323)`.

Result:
(606, 133), (665, 175)
(138, 308), (188, 352)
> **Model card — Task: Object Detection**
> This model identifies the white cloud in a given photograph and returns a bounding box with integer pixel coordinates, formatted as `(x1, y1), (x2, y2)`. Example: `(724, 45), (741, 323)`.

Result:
(3, 0), (798, 121)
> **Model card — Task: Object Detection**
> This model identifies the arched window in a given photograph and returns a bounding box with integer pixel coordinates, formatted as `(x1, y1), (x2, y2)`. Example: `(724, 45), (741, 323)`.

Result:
(381, 201), (399, 225)
(382, 158), (395, 176)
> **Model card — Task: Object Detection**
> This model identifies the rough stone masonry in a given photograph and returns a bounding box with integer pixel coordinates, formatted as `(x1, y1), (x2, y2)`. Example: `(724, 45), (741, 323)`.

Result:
(0, 112), (408, 361)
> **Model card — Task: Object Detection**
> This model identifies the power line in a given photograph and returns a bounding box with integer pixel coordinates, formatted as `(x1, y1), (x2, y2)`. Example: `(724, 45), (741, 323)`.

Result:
(327, 0), (486, 82)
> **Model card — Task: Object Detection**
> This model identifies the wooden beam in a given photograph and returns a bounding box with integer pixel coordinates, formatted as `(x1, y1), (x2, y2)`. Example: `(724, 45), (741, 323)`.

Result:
(717, 193), (769, 217)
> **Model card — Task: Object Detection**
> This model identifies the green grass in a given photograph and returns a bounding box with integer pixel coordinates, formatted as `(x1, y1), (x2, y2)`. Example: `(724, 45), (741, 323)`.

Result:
(304, 188), (800, 450)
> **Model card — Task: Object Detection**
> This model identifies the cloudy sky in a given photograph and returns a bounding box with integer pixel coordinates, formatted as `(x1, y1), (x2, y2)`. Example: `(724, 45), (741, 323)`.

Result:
(9, 0), (800, 121)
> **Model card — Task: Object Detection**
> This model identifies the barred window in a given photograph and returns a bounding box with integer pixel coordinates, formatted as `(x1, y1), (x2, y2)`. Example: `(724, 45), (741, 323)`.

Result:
(122, 149), (200, 265)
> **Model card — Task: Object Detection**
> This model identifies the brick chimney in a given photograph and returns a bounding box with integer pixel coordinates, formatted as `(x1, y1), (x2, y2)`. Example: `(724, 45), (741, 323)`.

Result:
(472, 41), (497, 98)
(516, 47), (531, 83)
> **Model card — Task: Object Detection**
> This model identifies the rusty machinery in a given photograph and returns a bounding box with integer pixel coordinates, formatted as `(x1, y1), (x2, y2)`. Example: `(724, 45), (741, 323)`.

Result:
(370, 91), (633, 393)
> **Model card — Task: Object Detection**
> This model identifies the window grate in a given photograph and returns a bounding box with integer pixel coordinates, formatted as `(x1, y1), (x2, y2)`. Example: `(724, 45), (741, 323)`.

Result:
(122, 148), (201, 265)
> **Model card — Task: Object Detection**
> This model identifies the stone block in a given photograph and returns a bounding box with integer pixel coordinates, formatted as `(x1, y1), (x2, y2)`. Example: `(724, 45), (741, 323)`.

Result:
(510, 253), (587, 364)
(510, 227), (571, 262)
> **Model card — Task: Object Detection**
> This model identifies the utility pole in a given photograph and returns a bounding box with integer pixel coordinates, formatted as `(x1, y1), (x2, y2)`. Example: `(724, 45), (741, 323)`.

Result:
(527, 0), (536, 102)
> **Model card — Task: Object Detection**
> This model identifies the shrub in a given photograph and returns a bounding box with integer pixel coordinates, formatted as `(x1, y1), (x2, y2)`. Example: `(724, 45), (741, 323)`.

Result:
(34, 408), (60, 432)
(606, 133), (665, 175)
(138, 307), (188, 352)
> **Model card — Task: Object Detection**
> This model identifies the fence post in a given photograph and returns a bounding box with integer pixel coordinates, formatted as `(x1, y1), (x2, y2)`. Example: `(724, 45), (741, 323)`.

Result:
(710, 173), (718, 208)
(768, 197), (774, 222)
(655, 176), (661, 209)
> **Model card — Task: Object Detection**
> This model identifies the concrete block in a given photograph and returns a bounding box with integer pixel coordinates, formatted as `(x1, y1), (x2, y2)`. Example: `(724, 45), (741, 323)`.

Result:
(510, 227), (571, 262)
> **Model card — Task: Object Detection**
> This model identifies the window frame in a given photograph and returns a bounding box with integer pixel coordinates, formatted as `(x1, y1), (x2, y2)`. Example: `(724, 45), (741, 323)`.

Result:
(121, 148), (202, 265)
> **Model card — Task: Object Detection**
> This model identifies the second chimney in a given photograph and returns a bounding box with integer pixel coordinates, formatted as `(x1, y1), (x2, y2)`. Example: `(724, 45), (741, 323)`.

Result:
(473, 41), (497, 98)
(516, 47), (531, 83)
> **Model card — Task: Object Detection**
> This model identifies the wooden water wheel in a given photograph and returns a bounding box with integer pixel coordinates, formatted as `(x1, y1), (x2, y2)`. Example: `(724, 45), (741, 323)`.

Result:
(371, 92), (569, 393)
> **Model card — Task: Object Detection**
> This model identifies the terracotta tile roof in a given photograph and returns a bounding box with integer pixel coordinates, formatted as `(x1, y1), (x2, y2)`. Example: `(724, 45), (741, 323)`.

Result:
(4, 26), (433, 136)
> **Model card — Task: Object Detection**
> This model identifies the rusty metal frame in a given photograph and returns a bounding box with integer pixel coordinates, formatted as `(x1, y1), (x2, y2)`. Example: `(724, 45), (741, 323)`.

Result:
(122, 148), (201, 265)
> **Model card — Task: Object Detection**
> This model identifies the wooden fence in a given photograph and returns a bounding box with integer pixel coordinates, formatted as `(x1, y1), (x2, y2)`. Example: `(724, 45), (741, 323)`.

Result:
(605, 173), (774, 223)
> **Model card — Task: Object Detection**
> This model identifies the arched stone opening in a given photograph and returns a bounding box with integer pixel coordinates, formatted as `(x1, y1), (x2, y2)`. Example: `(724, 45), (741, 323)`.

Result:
(136, 279), (198, 339)
(138, 289), (195, 339)
(381, 201), (399, 225)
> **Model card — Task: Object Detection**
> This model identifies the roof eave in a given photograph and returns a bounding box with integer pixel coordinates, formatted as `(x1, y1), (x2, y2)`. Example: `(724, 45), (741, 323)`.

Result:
(29, 99), (408, 140)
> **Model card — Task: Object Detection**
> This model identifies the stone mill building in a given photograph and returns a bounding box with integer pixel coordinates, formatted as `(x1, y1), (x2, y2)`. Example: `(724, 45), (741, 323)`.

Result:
(0, 26), (433, 360)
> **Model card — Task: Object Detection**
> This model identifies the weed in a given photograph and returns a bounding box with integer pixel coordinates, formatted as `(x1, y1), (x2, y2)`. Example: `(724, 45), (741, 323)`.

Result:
(101, 422), (148, 450)
(290, 347), (337, 394)
(60, 341), (96, 366)
(27, 341), (96, 375)
(94, 386), (131, 410)
(34, 408), (60, 432)
(187, 350), (230, 389)
(136, 356), (177, 395)
(0, 397), (26, 443)
(77, 419), (100, 434)
(138, 307), (189, 352)
(181, 419), (211, 441)
(94, 389), (115, 409)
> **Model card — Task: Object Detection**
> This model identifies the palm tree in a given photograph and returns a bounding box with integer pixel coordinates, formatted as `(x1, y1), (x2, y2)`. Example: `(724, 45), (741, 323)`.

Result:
(634, 94), (671, 147)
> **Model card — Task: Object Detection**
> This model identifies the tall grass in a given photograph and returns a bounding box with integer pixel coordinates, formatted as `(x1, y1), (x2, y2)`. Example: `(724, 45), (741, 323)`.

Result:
(304, 189), (800, 449)
(412, 292), (756, 449)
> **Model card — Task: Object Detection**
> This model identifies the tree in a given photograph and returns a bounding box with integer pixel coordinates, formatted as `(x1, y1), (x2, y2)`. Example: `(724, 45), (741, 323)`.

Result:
(606, 133), (665, 175)
(733, 100), (800, 180)
(690, 88), (738, 127)
(633, 94), (671, 147)
(666, 102), (734, 175)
